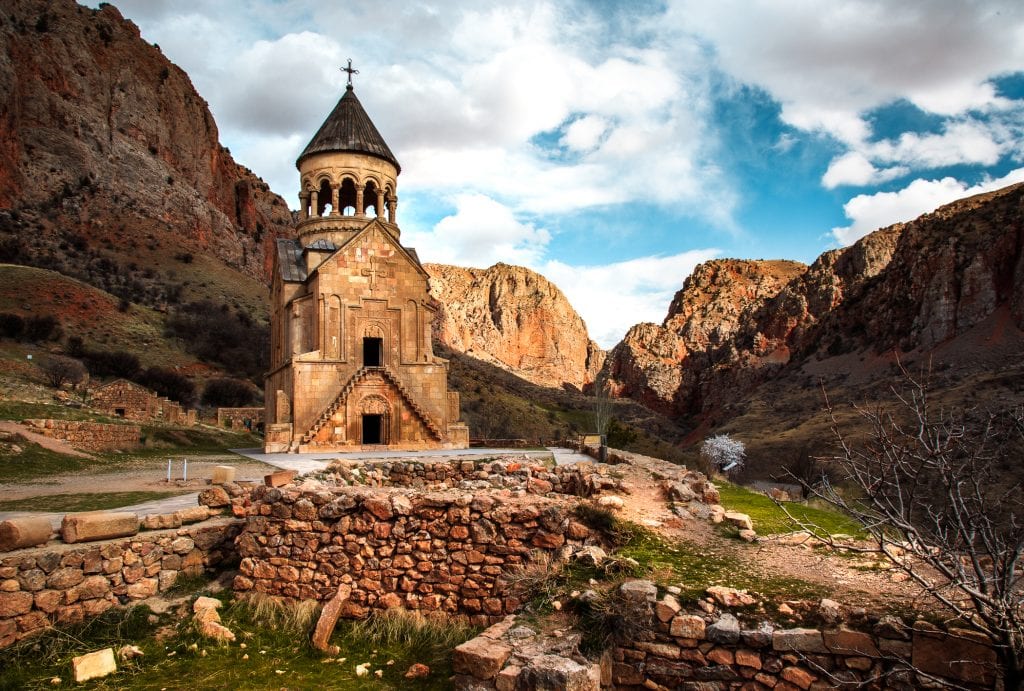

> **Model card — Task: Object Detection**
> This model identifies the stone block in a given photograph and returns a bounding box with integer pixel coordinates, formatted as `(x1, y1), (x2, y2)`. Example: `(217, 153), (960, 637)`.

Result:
(452, 635), (512, 680)
(517, 655), (599, 691)
(912, 626), (996, 686)
(707, 613), (741, 645)
(198, 487), (231, 508)
(618, 579), (657, 604)
(671, 614), (706, 639)
(312, 583), (353, 651)
(72, 648), (117, 682)
(773, 628), (829, 654)
(264, 470), (298, 488)
(61, 512), (139, 544)
(0, 517), (53, 552)
(174, 506), (211, 524)
(0, 591), (33, 617)
(824, 627), (880, 657)
(212, 466), (236, 484)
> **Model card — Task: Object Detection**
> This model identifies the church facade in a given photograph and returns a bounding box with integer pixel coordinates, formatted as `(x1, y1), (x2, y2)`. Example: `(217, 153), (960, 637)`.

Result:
(263, 78), (469, 453)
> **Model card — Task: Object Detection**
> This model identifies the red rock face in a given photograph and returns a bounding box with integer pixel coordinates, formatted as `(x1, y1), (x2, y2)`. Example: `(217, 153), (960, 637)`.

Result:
(604, 182), (1024, 419)
(0, 0), (294, 283)
(426, 263), (605, 390)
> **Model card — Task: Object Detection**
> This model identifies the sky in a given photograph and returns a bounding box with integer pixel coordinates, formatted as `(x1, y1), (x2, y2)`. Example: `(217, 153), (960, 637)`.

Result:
(88, 0), (1024, 348)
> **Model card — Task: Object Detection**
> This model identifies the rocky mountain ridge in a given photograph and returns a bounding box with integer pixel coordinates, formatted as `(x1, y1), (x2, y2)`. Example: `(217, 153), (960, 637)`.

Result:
(426, 262), (604, 390)
(605, 183), (1024, 448)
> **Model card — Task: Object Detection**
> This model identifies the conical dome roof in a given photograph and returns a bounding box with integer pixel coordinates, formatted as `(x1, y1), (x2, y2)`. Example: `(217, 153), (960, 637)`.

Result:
(297, 85), (400, 172)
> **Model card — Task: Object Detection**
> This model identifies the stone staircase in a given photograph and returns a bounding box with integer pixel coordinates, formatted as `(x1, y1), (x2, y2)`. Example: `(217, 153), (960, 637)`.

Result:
(300, 366), (442, 445)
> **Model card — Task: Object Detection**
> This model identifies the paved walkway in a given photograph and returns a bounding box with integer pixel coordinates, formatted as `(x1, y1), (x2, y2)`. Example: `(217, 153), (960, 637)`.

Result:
(0, 447), (595, 526)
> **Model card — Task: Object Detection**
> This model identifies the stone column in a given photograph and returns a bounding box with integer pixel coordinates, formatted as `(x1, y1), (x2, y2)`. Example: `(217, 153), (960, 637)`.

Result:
(387, 195), (397, 224)
(330, 184), (340, 216)
(299, 192), (309, 220)
(376, 189), (385, 218)
(310, 189), (319, 217)
(355, 184), (365, 217)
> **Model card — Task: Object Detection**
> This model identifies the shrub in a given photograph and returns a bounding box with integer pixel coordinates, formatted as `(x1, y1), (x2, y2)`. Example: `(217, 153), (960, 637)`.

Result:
(138, 366), (195, 405)
(202, 378), (257, 408)
(22, 315), (61, 342)
(40, 355), (86, 389)
(83, 349), (141, 379)
(0, 313), (24, 340)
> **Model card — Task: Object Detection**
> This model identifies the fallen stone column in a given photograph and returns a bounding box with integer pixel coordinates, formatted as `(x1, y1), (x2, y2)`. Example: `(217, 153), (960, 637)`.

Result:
(61, 512), (139, 544)
(0, 516), (53, 551)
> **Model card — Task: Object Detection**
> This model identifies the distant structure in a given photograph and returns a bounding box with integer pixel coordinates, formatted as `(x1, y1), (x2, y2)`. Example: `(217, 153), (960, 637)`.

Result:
(263, 66), (468, 453)
(90, 379), (194, 426)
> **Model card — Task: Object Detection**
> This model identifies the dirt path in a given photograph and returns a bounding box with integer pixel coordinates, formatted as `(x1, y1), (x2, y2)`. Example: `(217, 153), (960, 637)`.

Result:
(608, 451), (930, 612)
(0, 454), (277, 501)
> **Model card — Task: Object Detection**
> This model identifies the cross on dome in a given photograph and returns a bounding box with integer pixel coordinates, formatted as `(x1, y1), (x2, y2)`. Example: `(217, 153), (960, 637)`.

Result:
(341, 59), (359, 87)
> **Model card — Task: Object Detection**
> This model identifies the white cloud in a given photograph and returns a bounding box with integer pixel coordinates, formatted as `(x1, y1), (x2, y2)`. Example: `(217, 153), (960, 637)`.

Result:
(402, 194), (550, 268)
(673, 0), (1024, 143)
(822, 152), (908, 189)
(541, 251), (721, 348)
(831, 167), (1024, 245)
(561, 115), (610, 152)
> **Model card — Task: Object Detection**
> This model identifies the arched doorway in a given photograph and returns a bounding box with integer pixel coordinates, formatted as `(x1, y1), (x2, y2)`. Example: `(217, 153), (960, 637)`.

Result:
(360, 395), (389, 445)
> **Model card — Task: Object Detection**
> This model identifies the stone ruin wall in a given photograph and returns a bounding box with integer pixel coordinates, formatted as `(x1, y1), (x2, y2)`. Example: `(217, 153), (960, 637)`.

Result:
(229, 458), (718, 625)
(22, 419), (142, 452)
(0, 520), (240, 648)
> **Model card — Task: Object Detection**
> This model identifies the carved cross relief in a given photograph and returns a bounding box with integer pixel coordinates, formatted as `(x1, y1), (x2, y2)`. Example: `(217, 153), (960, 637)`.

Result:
(361, 259), (393, 289)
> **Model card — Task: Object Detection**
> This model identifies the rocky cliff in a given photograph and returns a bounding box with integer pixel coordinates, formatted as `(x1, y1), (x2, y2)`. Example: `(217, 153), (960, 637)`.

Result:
(0, 0), (293, 297)
(605, 183), (1024, 424)
(426, 263), (604, 390)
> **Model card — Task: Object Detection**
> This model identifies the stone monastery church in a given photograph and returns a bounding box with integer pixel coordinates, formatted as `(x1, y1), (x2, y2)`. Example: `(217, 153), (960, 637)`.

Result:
(264, 73), (469, 453)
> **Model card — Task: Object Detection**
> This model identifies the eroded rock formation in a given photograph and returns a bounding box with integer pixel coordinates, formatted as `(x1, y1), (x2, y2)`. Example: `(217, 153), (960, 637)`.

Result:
(426, 262), (605, 390)
(0, 0), (293, 283)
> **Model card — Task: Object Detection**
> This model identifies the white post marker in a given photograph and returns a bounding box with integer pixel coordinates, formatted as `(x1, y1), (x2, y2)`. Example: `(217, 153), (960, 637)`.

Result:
(166, 459), (171, 483)
(183, 459), (188, 482)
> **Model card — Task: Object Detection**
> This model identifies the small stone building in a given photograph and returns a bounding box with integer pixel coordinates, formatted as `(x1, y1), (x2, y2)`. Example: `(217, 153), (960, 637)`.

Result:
(264, 78), (468, 453)
(90, 379), (191, 425)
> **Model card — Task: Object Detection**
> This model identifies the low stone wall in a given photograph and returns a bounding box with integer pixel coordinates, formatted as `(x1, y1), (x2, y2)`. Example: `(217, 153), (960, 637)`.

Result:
(321, 456), (623, 496)
(22, 419), (141, 452)
(216, 407), (264, 430)
(0, 520), (241, 648)
(453, 580), (998, 690)
(232, 485), (598, 623)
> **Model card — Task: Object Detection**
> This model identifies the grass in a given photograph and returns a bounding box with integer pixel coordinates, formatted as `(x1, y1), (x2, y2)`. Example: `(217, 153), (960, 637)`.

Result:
(0, 491), (190, 513)
(0, 589), (478, 690)
(717, 482), (866, 538)
(615, 525), (826, 604)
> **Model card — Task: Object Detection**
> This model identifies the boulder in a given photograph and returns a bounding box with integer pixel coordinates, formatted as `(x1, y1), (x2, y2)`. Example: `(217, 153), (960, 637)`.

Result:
(707, 613), (741, 644)
(61, 512), (139, 544)
(724, 511), (753, 531)
(0, 516), (53, 551)
(706, 586), (757, 607)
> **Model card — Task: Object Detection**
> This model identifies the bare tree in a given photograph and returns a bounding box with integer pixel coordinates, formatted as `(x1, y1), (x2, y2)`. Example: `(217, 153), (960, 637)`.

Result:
(40, 354), (86, 390)
(785, 371), (1024, 689)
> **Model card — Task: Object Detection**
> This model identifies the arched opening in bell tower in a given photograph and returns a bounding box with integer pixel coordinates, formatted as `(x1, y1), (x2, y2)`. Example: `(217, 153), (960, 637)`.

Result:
(340, 178), (357, 216)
